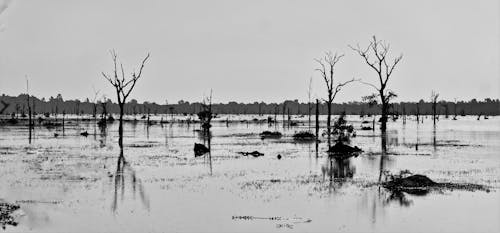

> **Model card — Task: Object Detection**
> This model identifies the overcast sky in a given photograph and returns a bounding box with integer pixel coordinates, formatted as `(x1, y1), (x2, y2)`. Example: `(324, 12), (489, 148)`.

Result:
(0, 0), (498, 103)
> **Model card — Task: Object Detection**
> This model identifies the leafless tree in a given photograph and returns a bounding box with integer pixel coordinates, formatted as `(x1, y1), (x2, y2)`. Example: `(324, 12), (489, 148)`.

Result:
(431, 91), (439, 126)
(92, 86), (100, 119)
(197, 90), (213, 131)
(307, 76), (313, 131)
(102, 50), (150, 148)
(315, 51), (355, 143)
(350, 36), (403, 132)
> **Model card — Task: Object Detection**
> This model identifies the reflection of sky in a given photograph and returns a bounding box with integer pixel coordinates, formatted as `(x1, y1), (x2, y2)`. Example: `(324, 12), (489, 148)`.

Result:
(0, 115), (498, 232)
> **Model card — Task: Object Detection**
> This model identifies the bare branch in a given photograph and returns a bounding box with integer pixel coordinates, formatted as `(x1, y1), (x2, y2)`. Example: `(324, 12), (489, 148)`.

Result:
(357, 80), (380, 91)
(350, 35), (403, 98)
(332, 78), (357, 100)
(349, 43), (380, 74)
(102, 51), (150, 104)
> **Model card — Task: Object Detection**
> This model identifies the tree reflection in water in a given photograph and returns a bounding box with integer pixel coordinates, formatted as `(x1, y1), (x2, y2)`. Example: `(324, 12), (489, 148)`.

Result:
(197, 128), (213, 175)
(111, 147), (150, 213)
(321, 156), (356, 193)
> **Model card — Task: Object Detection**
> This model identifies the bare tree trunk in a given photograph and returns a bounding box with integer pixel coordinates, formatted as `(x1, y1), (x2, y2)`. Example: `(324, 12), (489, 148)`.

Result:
(315, 99), (319, 140)
(308, 101), (311, 131)
(381, 101), (388, 132)
(433, 104), (436, 126)
(118, 103), (124, 148)
(287, 108), (290, 127)
(62, 111), (65, 136)
(416, 103), (420, 124)
(327, 99), (332, 144)
(402, 104), (406, 125)
(28, 97), (32, 144)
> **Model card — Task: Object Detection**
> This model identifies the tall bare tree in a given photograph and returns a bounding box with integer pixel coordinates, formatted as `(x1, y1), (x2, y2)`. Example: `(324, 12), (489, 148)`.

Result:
(307, 76), (313, 131)
(431, 91), (439, 126)
(314, 51), (355, 143)
(350, 36), (403, 132)
(92, 86), (100, 119)
(102, 50), (150, 148)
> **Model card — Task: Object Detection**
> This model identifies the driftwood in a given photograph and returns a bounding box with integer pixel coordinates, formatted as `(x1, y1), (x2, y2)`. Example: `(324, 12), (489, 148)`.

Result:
(238, 151), (264, 157)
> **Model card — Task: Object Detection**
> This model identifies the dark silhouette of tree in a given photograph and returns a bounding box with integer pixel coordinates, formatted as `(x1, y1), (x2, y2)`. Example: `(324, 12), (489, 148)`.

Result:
(431, 91), (439, 126)
(102, 50), (150, 148)
(307, 77), (313, 131)
(314, 51), (355, 143)
(350, 36), (403, 132)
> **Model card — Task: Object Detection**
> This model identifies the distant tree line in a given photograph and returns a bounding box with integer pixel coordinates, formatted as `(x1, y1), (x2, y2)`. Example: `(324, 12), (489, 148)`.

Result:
(0, 94), (498, 117)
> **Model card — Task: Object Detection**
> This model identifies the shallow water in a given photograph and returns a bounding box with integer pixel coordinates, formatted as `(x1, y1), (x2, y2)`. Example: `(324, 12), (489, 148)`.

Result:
(0, 115), (499, 232)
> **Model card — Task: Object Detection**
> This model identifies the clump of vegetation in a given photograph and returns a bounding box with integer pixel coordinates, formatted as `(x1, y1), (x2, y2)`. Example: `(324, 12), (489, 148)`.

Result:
(333, 113), (354, 133)
(324, 112), (355, 143)
(360, 120), (372, 130)
(194, 143), (209, 157)
(197, 91), (213, 130)
(327, 141), (362, 157)
(0, 202), (20, 230)
(381, 170), (490, 194)
(293, 131), (315, 141)
(259, 131), (282, 139)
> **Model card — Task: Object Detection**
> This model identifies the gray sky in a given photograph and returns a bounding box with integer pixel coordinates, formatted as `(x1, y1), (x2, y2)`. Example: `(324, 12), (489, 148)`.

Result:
(0, 0), (498, 103)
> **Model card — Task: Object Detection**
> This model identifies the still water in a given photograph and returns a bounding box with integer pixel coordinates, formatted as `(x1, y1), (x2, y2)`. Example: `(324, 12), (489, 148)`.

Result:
(0, 115), (499, 232)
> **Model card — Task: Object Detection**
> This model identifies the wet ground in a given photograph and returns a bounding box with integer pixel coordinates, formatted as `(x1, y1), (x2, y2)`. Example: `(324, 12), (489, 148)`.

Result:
(0, 115), (499, 232)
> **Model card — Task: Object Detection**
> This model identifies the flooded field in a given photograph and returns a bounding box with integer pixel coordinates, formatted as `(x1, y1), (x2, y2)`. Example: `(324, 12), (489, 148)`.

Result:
(0, 115), (499, 232)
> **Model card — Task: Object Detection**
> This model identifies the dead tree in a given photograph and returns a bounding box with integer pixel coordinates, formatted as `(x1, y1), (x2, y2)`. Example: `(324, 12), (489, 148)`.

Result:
(314, 51), (355, 143)
(26, 78), (32, 144)
(92, 87), (100, 119)
(431, 91), (439, 126)
(0, 100), (10, 114)
(416, 103), (420, 123)
(197, 90), (213, 131)
(102, 50), (150, 148)
(350, 36), (403, 132)
(307, 77), (313, 131)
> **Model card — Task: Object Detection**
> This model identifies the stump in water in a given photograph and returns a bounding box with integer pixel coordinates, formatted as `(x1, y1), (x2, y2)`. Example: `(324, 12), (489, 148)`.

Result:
(194, 143), (209, 157)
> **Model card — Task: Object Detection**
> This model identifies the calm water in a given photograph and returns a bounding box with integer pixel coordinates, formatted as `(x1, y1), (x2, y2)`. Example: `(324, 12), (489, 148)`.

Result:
(0, 115), (499, 232)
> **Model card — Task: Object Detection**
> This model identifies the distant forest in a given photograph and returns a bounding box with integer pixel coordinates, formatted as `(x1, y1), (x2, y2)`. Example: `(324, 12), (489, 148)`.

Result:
(1, 94), (499, 116)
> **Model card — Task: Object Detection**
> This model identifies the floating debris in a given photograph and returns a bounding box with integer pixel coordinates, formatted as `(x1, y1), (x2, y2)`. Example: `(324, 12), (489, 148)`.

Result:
(232, 215), (311, 223)
(238, 151), (264, 157)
